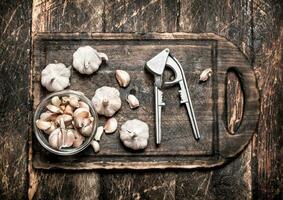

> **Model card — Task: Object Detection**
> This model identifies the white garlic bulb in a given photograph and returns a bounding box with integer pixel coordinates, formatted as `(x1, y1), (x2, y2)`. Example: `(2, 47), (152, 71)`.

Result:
(115, 70), (131, 87)
(41, 63), (71, 92)
(73, 46), (108, 74)
(119, 119), (149, 150)
(92, 86), (122, 117)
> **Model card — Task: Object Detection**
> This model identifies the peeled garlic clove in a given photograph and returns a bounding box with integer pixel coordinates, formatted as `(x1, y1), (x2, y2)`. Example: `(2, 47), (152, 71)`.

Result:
(115, 70), (131, 87)
(81, 124), (93, 137)
(44, 122), (56, 134)
(48, 128), (61, 149)
(36, 119), (52, 131)
(79, 101), (89, 111)
(55, 114), (73, 125)
(94, 126), (104, 141)
(73, 130), (85, 148)
(90, 140), (100, 153)
(51, 96), (61, 107)
(73, 108), (90, 118)
(104, 117), (118, 134)
(69, 95), (80, 108)
(199, 68), (212, 82)
(64, 105), (74, 115)
(46, 104), (63, 114)
(40, 111), (57, 121)
(127, 94), (139, 109)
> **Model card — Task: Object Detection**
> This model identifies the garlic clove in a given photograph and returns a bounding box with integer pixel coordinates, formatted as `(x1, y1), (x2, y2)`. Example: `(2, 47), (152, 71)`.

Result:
(90, 140), (100, 153)
(94, 126), (104, 141)
(64, 105), (74, 116)
(36, 119), (52, 131)
(63, 129), (75, 147)
(51, 96), (61, 107)
(73, 116), (84, 128)
(44, 122), (57, 134)
(60, 105), (66, 111)
(73, 108), (90, 118)
(55, 114), (73, 125)
(80, 124), (93, 137)
(104, 117), (118, 134)
(78, 101), (89, 111)
(61, 96), (69, 105)
(46, 104), (63, 114)
(199, 68), (212, 82)
(127, 94), (140, 109)
(40, 111), (57, 121)
(115, 70), (131, 87)
(73, 130), (85, 148)
(48, 128), (61, 149)
(69, 95), (80, 108)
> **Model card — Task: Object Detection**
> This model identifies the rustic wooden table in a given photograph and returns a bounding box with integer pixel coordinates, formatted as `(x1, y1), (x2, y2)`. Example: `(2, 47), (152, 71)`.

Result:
(0, 0), (282, 199)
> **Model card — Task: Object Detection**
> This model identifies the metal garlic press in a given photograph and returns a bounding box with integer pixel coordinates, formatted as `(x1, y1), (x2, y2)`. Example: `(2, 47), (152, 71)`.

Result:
(145, 48), (200, 144)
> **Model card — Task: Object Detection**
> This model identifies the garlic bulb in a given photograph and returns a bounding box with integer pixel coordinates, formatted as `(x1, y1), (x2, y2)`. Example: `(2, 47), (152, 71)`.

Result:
(92, 86), (122, 117)
(73, 46), (108, 74)
(127, 94), (139, 109)
(119, 119), (149, 150)
(104, 117), (118, 134)
(115, 70), (131, 87)
(41, 63), (71, 92)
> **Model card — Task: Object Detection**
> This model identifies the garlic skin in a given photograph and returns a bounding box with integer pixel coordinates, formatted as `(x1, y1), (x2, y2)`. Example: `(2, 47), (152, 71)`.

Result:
(115, 70), (131, 87)
(199, 68), (212, 82)
(120, 119), (149, 150)
(41, 63), (71, 92)
(90, 140), (100, 153)
(104, 118), (118, 134)
(127, 94), (139, 109)
(73, 46), (108, 75)
(92, 86), (122, 117)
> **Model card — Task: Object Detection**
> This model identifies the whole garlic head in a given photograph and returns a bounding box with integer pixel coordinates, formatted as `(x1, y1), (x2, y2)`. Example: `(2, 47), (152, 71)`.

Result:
(73, 46), (108, 74)
(120, 119), (149, 150)
(92, 86), (121, 117)
(41, 63), (71, 92)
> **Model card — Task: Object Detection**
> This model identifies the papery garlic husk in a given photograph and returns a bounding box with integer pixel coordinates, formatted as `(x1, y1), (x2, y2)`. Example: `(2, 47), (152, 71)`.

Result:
(51, 96), (61, 107)
(41, 63), (71, 92)
(90, 140), (100, 153)
(115, 70), (131, 87)
(104, 117), (118, 134)
(94, 126), (104, 141)
(73, 130), (85, 148)
(73, 46), (108, 75)
(120, 119), (149, 150)
(79, 101), (89, 111)
(127, 94), (139, 109)
(199, 68), (212, 82)
(69, 95), (80, 108)
(46, 104), (63, 114)
(92, 86), (122, 117)
(40, 111), (57, 121)
(64, 105), (74, 116)
(80, 124), (93, 137)
(36, 119), (52, 131)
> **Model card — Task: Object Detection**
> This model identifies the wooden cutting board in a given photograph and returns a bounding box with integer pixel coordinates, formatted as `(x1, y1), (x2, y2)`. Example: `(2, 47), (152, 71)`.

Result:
(32, 33), (259, 169)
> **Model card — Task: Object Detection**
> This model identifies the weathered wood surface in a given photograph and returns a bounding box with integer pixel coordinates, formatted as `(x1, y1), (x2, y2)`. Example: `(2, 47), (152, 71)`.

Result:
(32, 33), (259, 169)
(0, 0), (281, 199)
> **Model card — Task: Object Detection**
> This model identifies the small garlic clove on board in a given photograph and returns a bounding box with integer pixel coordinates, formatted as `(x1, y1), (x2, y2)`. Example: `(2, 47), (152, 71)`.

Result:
(46, 104), (63, 114)
(90, 140), (100, 153)
(104, 117), (118, 134)
(94, 126), (104, 141)
(36, 119), (52, 131)
(127, 94), (139, 109)
(51, 96), (61, 107)
(115, 70), (131, 87)
(199, 68), (212, 82)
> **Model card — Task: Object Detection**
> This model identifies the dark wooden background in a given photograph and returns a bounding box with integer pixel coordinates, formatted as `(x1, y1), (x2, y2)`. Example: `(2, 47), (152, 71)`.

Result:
(0, 0), (282, 199)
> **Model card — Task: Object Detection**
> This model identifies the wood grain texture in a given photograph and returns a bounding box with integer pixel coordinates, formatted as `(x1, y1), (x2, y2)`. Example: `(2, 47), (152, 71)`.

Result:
(252, 0), (283, 199)
(0, 0), (31, 199)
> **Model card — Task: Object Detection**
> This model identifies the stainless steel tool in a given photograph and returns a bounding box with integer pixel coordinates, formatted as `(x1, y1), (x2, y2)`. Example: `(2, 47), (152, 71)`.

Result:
(145, 48), (200, 144)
